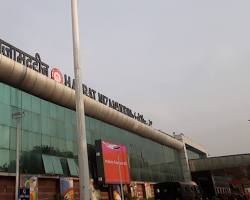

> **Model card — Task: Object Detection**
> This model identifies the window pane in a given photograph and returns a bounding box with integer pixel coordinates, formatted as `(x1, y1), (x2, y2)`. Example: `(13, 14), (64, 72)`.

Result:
(66, 141), (74, 153)
(56, 106), (64, 121)
(41, 100), (50, 117)
(10, 128), (16, 150)
(61, 158), (70, 176)
(0, 149), (10, 172)
(0, 104), (11, 126)
(10, 87), (21, 107)
(51, 156), (63, 175)
(41, 117), (49, 135)
(0, 125), (10, 149)
(42, 154), (54, 174)
(50, 104), (57, 119)
(22, 131), (41, 152)
(9, 150), (16, 173)
(31, 113), (41, 133)
(21, 111), (32, 131)
(21, 92), (32, 111)
(48, 119), (57, 136)
(0, 84), (10, 105)
(56, 121), (64, 138)
(31, 96), (41, 113)
(67, 158), (78, 176)
(22, 152), (42, 174)
(42, 135), (51, 147)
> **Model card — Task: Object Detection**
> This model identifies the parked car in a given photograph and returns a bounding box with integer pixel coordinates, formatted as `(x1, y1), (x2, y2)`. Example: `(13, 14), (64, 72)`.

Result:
(154, 181), (202, 200)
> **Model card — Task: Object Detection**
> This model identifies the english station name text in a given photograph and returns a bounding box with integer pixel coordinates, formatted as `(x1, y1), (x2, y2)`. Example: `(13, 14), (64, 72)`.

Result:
(0, 38), (152, 126)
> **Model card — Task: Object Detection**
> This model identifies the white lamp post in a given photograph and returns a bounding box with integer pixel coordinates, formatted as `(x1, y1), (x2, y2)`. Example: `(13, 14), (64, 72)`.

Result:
(113, 146), (124, 200)
(12, 111), (24, 200)
(71, 0), (91, 199)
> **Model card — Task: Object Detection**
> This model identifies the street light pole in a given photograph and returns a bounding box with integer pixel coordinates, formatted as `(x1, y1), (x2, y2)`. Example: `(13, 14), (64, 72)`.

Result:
(71, 0), (91, 199)
(114, 146), (124, 200)
(117, 152), (124, 200)
(12, 111), (24, 200)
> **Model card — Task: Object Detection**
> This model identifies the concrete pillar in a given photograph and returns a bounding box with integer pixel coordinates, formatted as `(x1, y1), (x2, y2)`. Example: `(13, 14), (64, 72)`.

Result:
(179, 143), (192, 182)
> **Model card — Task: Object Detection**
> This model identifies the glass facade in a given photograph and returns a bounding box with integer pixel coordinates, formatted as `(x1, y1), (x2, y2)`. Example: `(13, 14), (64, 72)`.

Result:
(186, 145), (206, 160)
(0, 82), (183, 182)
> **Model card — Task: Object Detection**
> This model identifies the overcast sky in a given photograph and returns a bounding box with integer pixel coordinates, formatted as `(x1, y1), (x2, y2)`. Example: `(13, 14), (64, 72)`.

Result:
(1, 0), (250, 156)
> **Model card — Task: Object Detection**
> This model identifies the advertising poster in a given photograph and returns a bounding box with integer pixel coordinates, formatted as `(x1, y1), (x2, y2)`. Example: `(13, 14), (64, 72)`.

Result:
(145, 183), (154, 199)
(20, 176), (38, 200)
(60, 178), (74, 200)
(101, 141), (130, 184)
(113, 185), (121, 200)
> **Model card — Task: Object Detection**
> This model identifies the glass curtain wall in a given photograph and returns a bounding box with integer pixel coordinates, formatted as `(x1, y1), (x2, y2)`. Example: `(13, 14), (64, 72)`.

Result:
(186, 145), (207, 160)
(0, 83), (183, 182)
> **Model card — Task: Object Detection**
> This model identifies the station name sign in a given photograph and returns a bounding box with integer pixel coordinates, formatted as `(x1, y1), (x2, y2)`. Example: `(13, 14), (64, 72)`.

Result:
(0, 39), (152, 126)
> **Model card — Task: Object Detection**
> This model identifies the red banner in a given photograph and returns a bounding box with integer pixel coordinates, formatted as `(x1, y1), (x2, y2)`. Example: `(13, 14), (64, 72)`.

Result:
(101, 141), (130, 184)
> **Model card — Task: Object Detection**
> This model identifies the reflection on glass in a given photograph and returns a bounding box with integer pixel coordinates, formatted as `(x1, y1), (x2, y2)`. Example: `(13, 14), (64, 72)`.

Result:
(0, 82), (183, 181)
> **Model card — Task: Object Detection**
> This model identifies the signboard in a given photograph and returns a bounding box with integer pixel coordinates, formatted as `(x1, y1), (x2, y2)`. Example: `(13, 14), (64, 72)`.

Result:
(0, 38), (152, 126)
(96, 140), (130, 184)
(18, 188), (30, 200)
(60, 178), (74, 200)
(51, 68), (64, 84)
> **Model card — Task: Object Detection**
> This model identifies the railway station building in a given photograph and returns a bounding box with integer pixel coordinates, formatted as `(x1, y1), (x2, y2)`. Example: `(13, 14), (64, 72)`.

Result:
(0, 39), (194, 199)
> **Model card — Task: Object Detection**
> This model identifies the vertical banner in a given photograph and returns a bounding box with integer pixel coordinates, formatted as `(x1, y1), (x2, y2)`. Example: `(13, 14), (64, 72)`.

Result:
(20, 176), (38, 200)
(60, 178), (74, 200)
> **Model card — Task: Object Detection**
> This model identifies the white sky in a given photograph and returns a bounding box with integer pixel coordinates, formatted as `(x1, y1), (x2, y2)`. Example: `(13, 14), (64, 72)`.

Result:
(1, 0), (250, 156)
